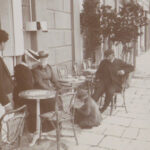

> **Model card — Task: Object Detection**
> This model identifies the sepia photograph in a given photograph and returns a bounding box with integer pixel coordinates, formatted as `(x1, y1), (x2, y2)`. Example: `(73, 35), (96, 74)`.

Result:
(0, 0), (150, 149)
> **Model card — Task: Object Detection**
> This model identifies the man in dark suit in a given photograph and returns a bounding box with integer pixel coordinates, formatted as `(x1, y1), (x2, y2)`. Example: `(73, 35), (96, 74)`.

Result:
(0, 29), (14, 114)
(92, 49), (134, 113)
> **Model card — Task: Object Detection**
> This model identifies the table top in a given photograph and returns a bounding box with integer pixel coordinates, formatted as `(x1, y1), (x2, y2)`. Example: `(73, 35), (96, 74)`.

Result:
(84, 68), (97, 74)
(58, 76), (86, 87)
(19, 89), (56, 100)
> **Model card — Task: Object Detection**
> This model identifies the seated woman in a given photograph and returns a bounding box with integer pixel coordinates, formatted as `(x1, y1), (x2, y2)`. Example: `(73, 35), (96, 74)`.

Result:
(32, 51), (61, 131)
(74, 89), (102, 129)
(13, 54), (38, 133)
(33, 51), (60, 90)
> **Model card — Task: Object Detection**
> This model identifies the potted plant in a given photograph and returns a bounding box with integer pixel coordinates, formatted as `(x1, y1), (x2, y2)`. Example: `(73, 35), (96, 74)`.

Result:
(80, 0), (102, 61)
(99, 5), (118, 50)
(111, 2), (147, 65)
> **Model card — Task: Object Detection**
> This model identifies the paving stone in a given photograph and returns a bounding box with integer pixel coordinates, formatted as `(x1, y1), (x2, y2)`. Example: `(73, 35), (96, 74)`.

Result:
(88, 146), (107, 150)
(67, 143), (90, 150)
(82, 125), (106, 135)
(137, 129), (150, 141)
(130, 119), (150, 129)
(128, 107), (150, 114)
(125, 140), (150, 150)
(122, 127), (139, 139)
(103, 116), (132, 127)
(104, 125), (126, 137)
(77, 132), (104, 146)
(21, 140), (51, 150)
(99, 136), (130, 150)
(115, 112), (139, 119)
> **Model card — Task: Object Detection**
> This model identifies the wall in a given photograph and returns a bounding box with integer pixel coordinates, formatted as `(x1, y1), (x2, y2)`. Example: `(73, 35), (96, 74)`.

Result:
(0, 0), (14, 74)
(34, 0), (73, 67)
(22, 0), (32, 51)
(0, 0), (24, 74)
(71, 0), (82, 64)
(0, 0), (14, 56)
(21, 0), (82, 74)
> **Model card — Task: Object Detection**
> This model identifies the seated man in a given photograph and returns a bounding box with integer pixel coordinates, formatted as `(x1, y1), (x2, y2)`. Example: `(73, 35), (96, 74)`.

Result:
(92, 49), (134, 113)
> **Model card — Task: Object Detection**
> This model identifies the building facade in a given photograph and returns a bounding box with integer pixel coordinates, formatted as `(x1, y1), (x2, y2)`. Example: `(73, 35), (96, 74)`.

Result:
(0, 0), (81, 74)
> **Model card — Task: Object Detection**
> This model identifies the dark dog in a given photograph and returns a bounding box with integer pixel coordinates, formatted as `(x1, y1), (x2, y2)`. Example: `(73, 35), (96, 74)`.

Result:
(74, 89), (102, 129)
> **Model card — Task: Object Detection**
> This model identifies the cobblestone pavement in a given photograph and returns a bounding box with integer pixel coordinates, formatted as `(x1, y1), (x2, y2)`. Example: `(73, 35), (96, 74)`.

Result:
(20, 51), (150, 150)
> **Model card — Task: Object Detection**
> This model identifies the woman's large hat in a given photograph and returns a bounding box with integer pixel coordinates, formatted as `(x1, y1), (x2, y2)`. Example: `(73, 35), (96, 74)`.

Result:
(25, 49), (39, 61)
(38, 51), (49, 58)
(25, 49), (49, 60)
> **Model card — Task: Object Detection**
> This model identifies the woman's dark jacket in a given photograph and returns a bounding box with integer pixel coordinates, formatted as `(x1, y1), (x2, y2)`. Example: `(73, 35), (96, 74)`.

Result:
(13, 64), (34, 107)
(14, 64), (34, 91)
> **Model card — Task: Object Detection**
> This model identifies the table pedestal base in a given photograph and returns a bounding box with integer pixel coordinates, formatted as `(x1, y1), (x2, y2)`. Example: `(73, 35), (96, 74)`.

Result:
(49, 142), (67, 150)
(29, 132), (40, 147)
(30, 132), (67, 150)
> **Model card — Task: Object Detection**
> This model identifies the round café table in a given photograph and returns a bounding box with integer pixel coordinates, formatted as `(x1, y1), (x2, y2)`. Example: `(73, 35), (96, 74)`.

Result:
(58, 76), (86, 89)
(19, 89), (56, 146)
(83, 68), (97, 74)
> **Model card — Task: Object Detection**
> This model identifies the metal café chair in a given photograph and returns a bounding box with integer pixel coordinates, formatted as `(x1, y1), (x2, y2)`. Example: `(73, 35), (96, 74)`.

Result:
(57, 65), (68, 79)
(99, 76), (129, 115)
(0, 105), (27, 150)
(73, 63), (80, 76)
(87, 58), (92, 69)
(82, 61), (87, 70)
(40, 88), (78, 149)
(82, 59), (93, 70)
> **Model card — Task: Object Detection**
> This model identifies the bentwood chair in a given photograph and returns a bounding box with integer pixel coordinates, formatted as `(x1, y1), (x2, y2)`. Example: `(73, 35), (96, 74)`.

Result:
(40, 88), (78, 149)
(82, 59), (92, 70)
(73, 63), (80, 76)
(99, 75), (129, 115)
(57, 65), (68, 79)
(0, 105), (27, 150)
(87, 59), (92, 69)
(111, 76), (129, 114)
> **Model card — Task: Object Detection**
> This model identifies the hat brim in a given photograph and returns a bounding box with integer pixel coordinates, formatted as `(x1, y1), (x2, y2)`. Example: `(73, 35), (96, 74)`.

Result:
(25, 50), (40, 62)
(38, 54), (49, 59)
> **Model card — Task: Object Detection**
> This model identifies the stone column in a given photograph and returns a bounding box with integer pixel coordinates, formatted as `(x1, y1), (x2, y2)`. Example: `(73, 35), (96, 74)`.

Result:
(71, 0), (81, 65)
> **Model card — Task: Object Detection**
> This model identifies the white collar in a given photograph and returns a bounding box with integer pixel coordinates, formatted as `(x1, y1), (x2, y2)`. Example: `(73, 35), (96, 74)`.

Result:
(21, 62), (28, 67)
(111, 58), (115, 63)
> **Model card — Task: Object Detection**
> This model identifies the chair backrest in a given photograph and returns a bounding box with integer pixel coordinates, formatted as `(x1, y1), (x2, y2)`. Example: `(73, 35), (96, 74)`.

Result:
(122, 74), (131, 92)
(73, 63), (80, 76)
(57, 65), (68, 79)
(0, 105), (26, 144)
(83, 59), (92, 70)
(57, 90), (77, 115)
(82, 61), (87, 70)
(87, 59), (92, 69)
